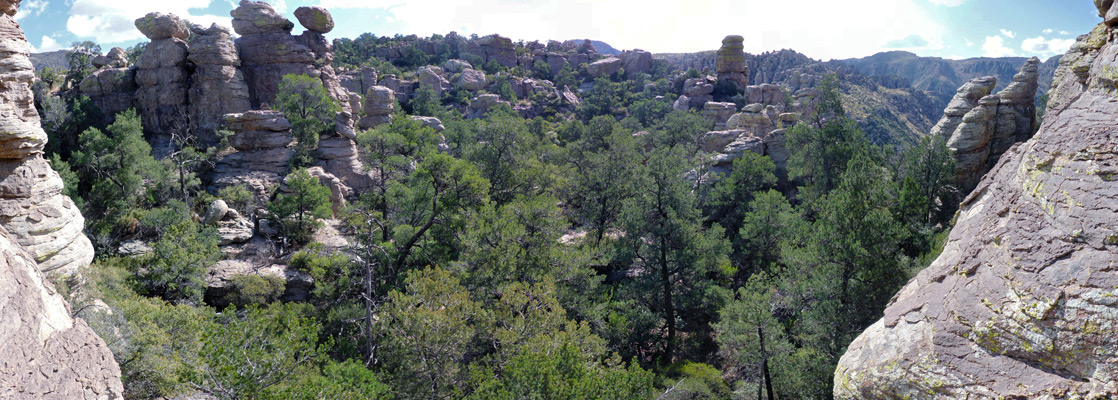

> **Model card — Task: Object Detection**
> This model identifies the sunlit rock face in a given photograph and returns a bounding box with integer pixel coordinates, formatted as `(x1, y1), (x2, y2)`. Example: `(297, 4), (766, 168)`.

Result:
(0, 0), (94, 274)
(835, 10), (1118, 399)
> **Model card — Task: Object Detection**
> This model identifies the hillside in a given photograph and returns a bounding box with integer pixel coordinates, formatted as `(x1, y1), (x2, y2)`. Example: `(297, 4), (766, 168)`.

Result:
(29, 49), (66, 70)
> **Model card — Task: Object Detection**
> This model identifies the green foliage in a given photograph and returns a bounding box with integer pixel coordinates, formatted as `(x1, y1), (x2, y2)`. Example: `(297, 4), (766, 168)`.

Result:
(533, 59), (553, 80)
(125, 42), (147, 64)
(493, 74), (518, 102)
(408, 86), (442, 116)
(267, 168), (333, 247)
(136, 221), (221, 304)
(49, 153), (82, 209)
(80, 260), (208, 399)
(705, 152), (778, 242)
(271, 360), (392, 400)
(194, 303), (328, 400)
(662, 362), (732, 399)
(218, 184), (256, 217)
(275, 74), (340, 166)
(228, 274), (287, 306)
(650, 110), (709, 151)
(468, 343), (656, 400)
(786, 117), (874, 205)
(394, 45), (430, 69)
(64, 40), (100, 89)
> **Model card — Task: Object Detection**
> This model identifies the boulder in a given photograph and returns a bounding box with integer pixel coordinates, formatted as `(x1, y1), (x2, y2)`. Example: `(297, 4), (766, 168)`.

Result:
(202, 199), (230, 225)
(217, 210), (254, 245)
(464, 34), (516, 68)
(417, 66), (449, 95)
(410, 116), (445, 132)
(836, 18), (1118, 398)
(457, 68), (488, 91)
(230, 0), (293, 35)
(468, 93), (510, 119)
(293, 6), (334, 33)
(587, 56), (621, 78)
(619, 49), (652, 78)
(443, 59), (473, 73)
(134, 12), (189, 40)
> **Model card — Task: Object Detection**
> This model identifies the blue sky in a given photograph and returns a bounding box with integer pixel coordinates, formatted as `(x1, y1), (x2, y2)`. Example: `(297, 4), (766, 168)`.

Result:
(15, 0), (1101, 61)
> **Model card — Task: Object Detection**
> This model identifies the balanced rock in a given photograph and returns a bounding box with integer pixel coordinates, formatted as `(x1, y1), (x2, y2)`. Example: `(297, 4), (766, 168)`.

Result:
(231, 0), (293, 35)
(836, 15), (1118, 398)
(715, 35), (749, 91)
(134, 12), (189, 40)
(293, 6), (334, 33)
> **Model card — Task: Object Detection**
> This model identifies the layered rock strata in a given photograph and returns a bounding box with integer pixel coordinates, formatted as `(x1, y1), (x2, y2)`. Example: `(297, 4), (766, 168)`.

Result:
(835, 11), (1118, 398)
(0, 2), (123, 397)
(187, 23), (251, 143)
(213, 110), (295, 206)
(134, 12), (190, 136)
(716, 35), (749, 91)
(0, 2), (94, 274)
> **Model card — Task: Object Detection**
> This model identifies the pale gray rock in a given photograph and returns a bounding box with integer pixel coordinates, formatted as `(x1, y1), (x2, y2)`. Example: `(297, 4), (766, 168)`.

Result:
(587, 56), (621, 78)
(202, 199), (230, 225)
(410, 116), (445, 132)
(231, 0), (293, 35)
(443, 59), (472, 73)
(357, 85), (395, 130)
(715, 35), (749, 91)
(702, 101), (736, 130)
(457, 68), (488, 91)
(188, 23), (251, 144)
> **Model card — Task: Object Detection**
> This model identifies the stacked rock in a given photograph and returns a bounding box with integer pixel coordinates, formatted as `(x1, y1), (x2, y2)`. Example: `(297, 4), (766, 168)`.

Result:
(715, 35), (749, 91)
(134, 12), (191, 135)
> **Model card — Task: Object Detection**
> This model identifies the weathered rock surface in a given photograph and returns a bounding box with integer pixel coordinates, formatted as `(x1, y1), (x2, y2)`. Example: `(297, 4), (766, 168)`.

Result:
(232, 0), (318, 108)
(134, 15), (190, 136)
(213, 110), (294, 205)
(293, 6), (333, 33)
(457, 68), (488, 91)
(357, 85), (395, 129)
(463, 34), (516, 68)
(0, 4), (94, 274)
(587, 56), (621, 78)
(836, 17), (1118, 399)
(619, 49), (652, 78)
(716, 35), (749, 91)
(702, 101), (737, 130)
(134, 12), (189, 40)
(417, 66), (449, 95)
(79, 67), (136, 122)
(0, 3), (122, 397)
(92, 47), (127, 68)
(231, 0), (293, 35)
(443, 59), (472, 73)
(0, 225), (123, 399)
(188, 23), (251, 143)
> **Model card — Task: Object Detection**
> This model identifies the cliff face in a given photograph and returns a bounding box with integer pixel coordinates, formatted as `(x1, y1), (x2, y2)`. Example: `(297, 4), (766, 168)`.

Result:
(0, 0), (94, 274)
(0, 0), (123, 397)
(835, 6), (1118, 398)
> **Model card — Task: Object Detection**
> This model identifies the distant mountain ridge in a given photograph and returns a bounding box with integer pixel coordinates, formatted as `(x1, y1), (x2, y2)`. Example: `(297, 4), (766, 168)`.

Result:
(587, 40), (620, 55)
(29, 50), (67, 71)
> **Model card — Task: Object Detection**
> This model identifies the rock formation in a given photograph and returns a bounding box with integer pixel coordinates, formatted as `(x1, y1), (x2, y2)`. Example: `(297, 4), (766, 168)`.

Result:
(930, 58), (1039, 193)
(587, 56), (621, 78)
(187, 23), (251, 143)
(463, 34), (517, 68)
(0, 2), (123, 397)
(79, 66), (136, 124)
(0, 1), (94, 274)
(213, 110), (295, 205)
(716, 35), (749, 91)
(134, 12), (190, 136)
(835, 11), (1118, 398)
(619, 49), (652, 78)
(357, 85), (395, 129)
(232, 0), (322, 108)
(92, 47), (127, 69)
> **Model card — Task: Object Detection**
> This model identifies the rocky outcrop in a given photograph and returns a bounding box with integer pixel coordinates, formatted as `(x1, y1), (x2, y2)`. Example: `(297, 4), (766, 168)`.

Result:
(619, 49), (652, 78)
(232, 0), (317, 108)
(187, 23), (251, 143)
(835, 14), (1118, 399)
(0, 225), (123, 399)
(702, 102), (737, 130)
(356, 85), (395, 130)
(930, 58), (1040, 193)
(467, 93), (510, 119)
(338, 66), (377, 96)
(463, 34), (516, 68)
(716, 35), (749, 91)
(0, 3), (94, 274)
(134, 12), (190, 135)
(79, 67), (136, 123)
(587, 56), (621, 78)
(417, 66), (449, 95)
(0, 2), (122, 397)
(92, 47), (127, 69)
(457, 68), (488, 91)
(213, 110), (294, 206)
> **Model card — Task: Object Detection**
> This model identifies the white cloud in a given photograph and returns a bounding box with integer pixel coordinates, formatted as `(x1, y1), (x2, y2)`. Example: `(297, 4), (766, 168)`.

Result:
(347, 0), (946, 60)
(982, 35), (1015, 57)
(1000, 29), (1015, 38)
(965, 38), (974, 47)
(1042, 28), (1053, 34)
(1021, 36), (1076, 57)
(14, 0), (48, 21)
(928, 0), (965, 6)
(30, 35), (66, 52)
(65, 0), (230, 44)
(1059, 30), (1071, 35)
